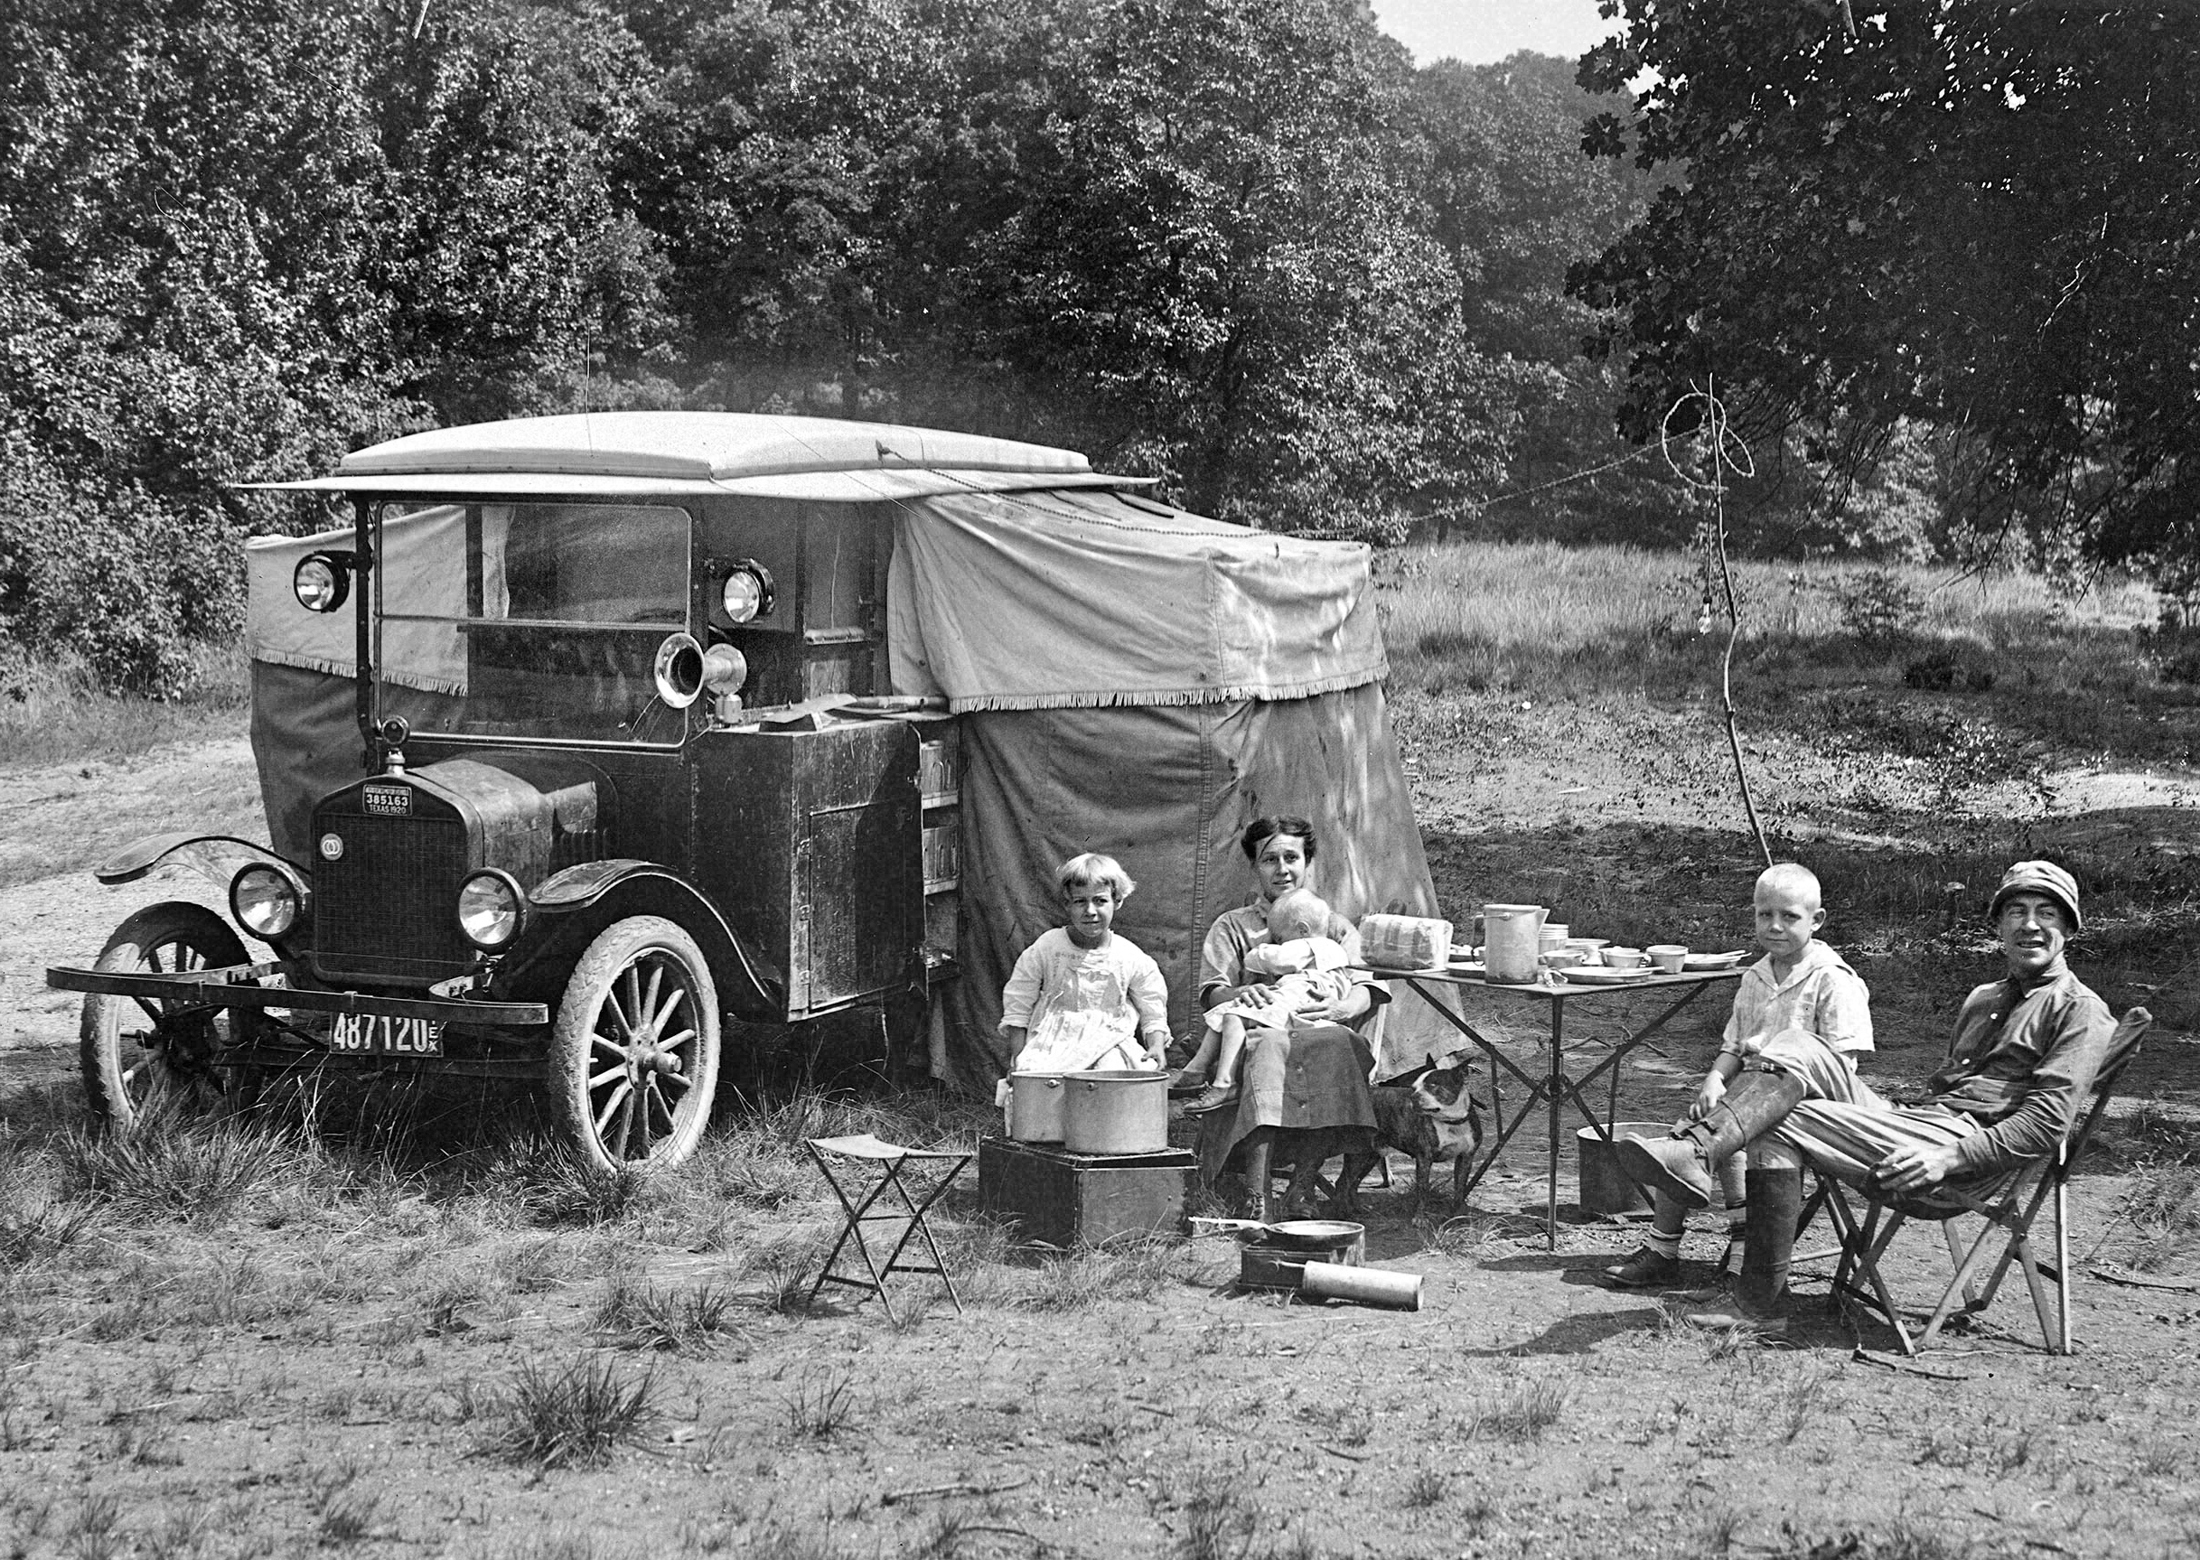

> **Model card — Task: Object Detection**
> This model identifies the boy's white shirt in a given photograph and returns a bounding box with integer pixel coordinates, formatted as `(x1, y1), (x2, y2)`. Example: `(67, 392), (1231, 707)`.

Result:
(1721, 937), (1874, 1058)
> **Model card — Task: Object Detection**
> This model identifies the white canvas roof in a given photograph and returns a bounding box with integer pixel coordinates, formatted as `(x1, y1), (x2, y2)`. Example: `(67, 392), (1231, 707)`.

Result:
(247, 412), (1132, 501)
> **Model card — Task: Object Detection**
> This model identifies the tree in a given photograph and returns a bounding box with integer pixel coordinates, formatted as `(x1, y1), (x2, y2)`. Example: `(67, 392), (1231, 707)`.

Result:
(1570, 2), (2200, 581)
(631, 0), (1019, 419)
(1410, 51), (1671, 543)
(0, 0), (680, 689)
(374, 0), (679, 422)
(971, 0), (1515, 532)
(0, 0), (396, 689)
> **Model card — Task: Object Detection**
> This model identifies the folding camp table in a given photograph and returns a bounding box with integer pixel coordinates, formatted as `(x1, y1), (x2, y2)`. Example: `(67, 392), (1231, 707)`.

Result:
(1371, 966), (1745, 1248)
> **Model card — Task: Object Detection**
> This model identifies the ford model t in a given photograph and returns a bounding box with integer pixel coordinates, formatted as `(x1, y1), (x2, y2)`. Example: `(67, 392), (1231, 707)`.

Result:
(45, 412), (1132, 1171)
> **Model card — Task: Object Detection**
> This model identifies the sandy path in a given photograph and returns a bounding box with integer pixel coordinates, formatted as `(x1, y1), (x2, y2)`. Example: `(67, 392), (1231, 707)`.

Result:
(0, 737), (261, 1064)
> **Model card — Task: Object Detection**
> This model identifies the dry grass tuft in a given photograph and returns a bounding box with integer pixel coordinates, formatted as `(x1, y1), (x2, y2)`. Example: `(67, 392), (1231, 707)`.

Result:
(486, 1354), (657, 1470)
(58, 1104), (322, 1224)
(1016, 1239), (1186, 1311)
(1457, 1375), (1569, 1442)
(2118, 1162), (2200, 1273)
(591, 1272), (746, 1354)
(1174, 1478), (1259, 1560)
(783, 1369), (861, 1440)
(492, 1148), (663, 1227)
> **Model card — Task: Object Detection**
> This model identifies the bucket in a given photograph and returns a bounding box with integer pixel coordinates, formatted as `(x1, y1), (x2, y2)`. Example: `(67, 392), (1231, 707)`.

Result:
(1007, 1072), (1066, 1142)
(1577, 1122), (1667, 1216)
(1063, 1069), (1169, 1155)
(1300, 1261), (1423, 1311)
(1482, 904), (1546, 984)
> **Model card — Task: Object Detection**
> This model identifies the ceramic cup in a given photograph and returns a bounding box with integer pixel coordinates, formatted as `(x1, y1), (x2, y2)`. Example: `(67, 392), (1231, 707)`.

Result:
(1646, 944), (1688, 974)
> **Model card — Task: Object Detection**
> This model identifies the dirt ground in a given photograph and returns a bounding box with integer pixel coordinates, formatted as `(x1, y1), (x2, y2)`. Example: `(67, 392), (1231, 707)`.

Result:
(4, 706), (2200, 1560)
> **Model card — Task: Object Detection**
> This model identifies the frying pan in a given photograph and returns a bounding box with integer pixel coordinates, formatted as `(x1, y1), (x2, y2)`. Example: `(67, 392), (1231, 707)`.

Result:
(1190, 1216), (1366, 1249)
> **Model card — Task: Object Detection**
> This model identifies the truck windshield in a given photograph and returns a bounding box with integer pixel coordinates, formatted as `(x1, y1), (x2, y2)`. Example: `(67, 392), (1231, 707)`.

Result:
(378, 501), (691, 744)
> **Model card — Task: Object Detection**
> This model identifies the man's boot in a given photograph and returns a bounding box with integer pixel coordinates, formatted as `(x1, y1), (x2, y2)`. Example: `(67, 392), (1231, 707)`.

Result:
(1614, 1069), (1807, 1210)
(1686, 1167), (1802, 1335)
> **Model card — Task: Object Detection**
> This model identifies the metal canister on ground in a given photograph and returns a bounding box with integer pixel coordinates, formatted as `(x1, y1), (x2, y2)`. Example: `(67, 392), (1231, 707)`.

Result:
(1300, 1262), (1423, 1310)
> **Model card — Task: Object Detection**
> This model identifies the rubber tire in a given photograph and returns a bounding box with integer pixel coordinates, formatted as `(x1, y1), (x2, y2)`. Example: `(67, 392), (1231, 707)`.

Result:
(547, 916), (721, 1173)
(80, 902), (256, 1129)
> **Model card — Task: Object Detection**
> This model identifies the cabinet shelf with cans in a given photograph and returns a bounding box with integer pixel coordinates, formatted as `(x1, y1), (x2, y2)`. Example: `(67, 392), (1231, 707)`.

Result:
(918, 728), (962, 983)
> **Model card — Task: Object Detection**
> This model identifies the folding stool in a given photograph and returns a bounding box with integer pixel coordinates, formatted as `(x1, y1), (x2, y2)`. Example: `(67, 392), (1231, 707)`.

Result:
(804, 1133), (974, 1322)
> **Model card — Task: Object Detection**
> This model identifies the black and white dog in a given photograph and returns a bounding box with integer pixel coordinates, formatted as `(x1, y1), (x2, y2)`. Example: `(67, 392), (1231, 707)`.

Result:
(1353, 1052), (1485, 1213)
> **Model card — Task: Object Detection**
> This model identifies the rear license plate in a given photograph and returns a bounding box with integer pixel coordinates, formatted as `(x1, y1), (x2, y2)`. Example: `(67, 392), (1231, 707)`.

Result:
(329, 1013), (444, 1057)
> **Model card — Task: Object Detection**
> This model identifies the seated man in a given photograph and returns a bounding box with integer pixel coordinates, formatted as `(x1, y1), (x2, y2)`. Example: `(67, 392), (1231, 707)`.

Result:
(1617, 860), (2116, 1336)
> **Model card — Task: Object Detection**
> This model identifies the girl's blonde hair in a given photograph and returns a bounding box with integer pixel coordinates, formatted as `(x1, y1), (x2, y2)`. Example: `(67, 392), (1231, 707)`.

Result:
(1058, 852), (1135, 902)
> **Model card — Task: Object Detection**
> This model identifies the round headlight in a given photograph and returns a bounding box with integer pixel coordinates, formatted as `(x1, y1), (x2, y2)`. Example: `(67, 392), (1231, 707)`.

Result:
(230, 863), (304, 940)
(719, 562), (775, 625)
(293, 553), (350, 613)
(457, 870), (526, 951)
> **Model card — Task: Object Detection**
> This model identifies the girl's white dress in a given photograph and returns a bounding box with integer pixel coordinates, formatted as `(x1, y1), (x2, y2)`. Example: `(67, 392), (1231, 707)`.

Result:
(1000, 928), (1171, 1073)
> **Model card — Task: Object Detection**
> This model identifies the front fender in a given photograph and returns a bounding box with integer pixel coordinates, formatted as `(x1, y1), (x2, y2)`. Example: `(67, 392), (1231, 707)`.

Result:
(93, 832), (302, 891)
(503, 859), (783, 1019)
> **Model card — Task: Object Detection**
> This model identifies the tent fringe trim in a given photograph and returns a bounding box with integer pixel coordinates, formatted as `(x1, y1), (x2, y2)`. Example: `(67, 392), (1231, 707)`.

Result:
(944, 668), (1385, 713)
(250, 651), (467, 700)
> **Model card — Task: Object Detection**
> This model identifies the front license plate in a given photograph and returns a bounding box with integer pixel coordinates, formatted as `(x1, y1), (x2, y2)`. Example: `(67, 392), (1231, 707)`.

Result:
(329, 1013), (445, 1057)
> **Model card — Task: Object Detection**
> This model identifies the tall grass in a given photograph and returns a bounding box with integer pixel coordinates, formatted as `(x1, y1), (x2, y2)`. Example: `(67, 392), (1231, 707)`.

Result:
(58, 1102), (327, 1223)
(0, 642), (250, 771)
(1379, 540), (2158, 700)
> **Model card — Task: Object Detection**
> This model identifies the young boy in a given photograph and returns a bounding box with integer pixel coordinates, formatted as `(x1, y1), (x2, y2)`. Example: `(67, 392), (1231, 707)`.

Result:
(1601, 861), (1873, 1289)
(1183, 888), (1355, 1114)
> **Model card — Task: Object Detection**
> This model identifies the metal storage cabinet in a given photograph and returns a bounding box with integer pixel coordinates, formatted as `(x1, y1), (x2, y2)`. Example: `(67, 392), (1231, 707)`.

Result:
(694, 720), (922, 1020)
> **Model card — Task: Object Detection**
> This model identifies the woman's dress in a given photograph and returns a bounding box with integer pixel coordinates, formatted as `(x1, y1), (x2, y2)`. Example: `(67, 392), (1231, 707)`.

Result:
(1195, 901), (1386, 1183)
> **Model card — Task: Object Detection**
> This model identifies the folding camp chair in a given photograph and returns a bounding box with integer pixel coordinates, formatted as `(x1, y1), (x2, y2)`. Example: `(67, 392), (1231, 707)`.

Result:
(1810, 1007), (2151, 1356)
(804, 1134), (974, 1322)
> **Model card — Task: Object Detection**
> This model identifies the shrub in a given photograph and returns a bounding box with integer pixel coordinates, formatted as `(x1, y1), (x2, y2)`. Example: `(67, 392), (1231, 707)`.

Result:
(1834, 568), (1925, 648)
(1901, 644), (1996, 692)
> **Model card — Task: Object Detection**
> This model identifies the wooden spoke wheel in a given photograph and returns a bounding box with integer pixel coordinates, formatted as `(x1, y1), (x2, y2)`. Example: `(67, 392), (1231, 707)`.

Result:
(548, 916), (721, 1172)
(79, 902), (259, 1128)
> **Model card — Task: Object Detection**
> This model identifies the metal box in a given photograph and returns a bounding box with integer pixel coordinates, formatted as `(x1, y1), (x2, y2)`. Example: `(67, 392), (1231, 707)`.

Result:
(978, 1136), (1196, 1248)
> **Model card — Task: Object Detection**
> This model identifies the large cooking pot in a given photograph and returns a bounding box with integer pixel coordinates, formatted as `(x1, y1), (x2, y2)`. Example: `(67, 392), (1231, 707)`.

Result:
(1062, 1069), (1168, 1155)
(1007, 1072), (1066, 1142)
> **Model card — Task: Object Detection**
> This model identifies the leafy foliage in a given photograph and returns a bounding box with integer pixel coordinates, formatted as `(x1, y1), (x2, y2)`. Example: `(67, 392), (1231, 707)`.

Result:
(0, 0), (674, 690)
(1572, 2), (2200, 584)
(31, 0), (2140, 689)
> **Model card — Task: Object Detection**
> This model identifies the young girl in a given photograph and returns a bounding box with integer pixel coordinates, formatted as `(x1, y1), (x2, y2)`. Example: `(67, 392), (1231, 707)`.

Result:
(1000, 853), (1173, 1074)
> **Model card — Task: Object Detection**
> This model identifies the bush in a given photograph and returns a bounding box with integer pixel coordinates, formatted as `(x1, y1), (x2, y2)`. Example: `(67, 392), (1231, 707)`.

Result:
(1901, 645), (1996, 692)
(1834, 568), (1925, 648)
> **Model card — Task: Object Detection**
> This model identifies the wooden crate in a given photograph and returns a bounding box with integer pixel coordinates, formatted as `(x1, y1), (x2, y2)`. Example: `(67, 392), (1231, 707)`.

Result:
(978, 1137), (1196, 1248)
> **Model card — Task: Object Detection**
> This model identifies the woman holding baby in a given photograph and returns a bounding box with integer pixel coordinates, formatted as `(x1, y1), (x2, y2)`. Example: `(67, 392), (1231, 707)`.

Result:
(1186, 816), (1388, 1206)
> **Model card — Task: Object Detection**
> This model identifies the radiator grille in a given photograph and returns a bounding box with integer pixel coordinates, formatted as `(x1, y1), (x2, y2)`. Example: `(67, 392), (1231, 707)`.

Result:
(312, 813), (472, 985)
